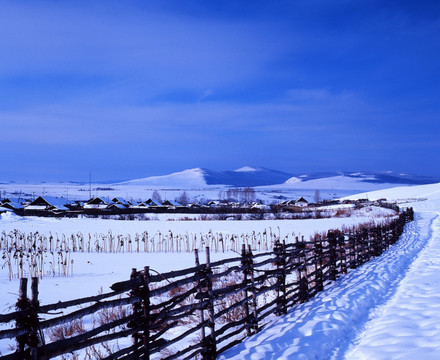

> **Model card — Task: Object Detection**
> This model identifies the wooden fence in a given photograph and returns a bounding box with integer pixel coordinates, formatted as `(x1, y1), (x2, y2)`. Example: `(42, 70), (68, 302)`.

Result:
(0, 208), (414, 360)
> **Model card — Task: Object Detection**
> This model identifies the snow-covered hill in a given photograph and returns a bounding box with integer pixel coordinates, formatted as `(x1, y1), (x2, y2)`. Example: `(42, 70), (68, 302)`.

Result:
(1, 168), (439, 205)
(342, 181), (440, 204)
(118, 168), (208, 187)
(118, 167), (440, 189)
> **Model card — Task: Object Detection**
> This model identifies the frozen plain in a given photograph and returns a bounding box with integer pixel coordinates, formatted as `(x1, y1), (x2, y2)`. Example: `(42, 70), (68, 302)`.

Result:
(1, 182), (440, 358)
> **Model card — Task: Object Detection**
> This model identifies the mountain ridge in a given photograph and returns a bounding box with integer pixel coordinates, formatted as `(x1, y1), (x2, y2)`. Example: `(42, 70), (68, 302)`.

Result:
(116, 167), (440, 188)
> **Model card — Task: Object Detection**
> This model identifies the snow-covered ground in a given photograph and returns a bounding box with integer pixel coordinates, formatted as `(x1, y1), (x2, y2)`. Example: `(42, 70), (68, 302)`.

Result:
(220, 182), (440, 359)
(1, 181), (440, 358)
(0, 206), (392, 308)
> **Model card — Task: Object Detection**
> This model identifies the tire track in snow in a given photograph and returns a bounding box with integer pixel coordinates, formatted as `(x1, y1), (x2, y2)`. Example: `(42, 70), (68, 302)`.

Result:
(218, 213), (436, 360)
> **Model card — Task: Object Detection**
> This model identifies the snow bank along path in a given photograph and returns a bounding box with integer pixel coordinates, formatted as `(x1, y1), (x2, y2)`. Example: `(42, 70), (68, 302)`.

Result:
(219, 212), (436, 360)
(344, 211), (440, 359)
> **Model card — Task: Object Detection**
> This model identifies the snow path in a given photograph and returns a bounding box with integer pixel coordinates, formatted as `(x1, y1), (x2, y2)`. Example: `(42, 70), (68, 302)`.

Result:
(343, 212), (440, 360)
(219, 213), (435, 360)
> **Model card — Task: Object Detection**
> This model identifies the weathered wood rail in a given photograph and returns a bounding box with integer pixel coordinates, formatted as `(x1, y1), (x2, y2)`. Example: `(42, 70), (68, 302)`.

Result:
(0, 208), (414, 359)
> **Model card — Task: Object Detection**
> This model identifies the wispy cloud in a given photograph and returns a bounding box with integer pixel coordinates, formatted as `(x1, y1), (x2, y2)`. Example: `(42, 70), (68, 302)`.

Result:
(1, 1), (439, 180)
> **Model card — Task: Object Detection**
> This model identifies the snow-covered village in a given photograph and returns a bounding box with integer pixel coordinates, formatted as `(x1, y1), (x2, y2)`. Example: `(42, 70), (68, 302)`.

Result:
(2, 1), (440, 359)
(1, 172), (440, 359)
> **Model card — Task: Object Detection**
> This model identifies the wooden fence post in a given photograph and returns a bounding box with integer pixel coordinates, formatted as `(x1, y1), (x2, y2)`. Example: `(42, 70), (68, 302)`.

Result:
(129, 268), (142, 349)
(384, 225), (391, 249)
(30, 277), (41, 360)
(348, 231), (356, 269)
(16, 278), (29, 356)
(294, 237), (308, 303)
(274, 240), (287, 315)
(361, 229), (369, 264)
(298, 248), (309, 303)
(364, 229), (371, 262)
(247, 244), (258, 334)
(336, 232), (347, 275)
(408, 207), (414, 221)
(241, 244), (251, 336)
(142, 266), (150, 360)
(204, 247), (216, 360)
(328, 232), (337, 281)
(241, 244), (258, 335)
(314, 235), (324, 292)
(377, 226), (384, 256)
(194, 249), (206, 350)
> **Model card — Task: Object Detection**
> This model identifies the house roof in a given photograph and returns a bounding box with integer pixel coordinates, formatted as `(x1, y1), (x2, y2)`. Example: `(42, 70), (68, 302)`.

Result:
(28, 196), (72, 208)
(28, 196), (51, 206)
(162, 200), (181, 207)
(107, 203), (126, 209)
(145, 199), (161, 206)
(112, 197), (130, 206)
(86, 197), (113, 205)
(296, 197), (308, 203)
(1, 202), (24, 210)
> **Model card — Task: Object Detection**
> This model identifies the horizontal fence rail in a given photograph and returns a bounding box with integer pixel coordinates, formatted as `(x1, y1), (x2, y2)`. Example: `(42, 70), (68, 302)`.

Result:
(0, 208), (414, 359)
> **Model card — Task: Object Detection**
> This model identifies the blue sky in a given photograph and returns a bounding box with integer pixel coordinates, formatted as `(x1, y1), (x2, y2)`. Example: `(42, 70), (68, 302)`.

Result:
(1, 0), (439, 182)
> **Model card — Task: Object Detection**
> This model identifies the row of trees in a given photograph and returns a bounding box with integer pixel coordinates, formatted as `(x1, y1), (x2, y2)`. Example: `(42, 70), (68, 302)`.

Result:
(151, 188), (257, 206)
(152, 189), (191, 206)
(218, 187), (256, 203)
(152, 188), (319, 206)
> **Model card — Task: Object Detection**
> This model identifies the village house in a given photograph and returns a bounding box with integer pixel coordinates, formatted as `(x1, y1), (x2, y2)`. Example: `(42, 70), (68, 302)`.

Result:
(162, 200), (182, 209)
(143, 199), (162, 208)
(0, 198), (24, 211)
(24, 196), (70, 212)
(295, 197), (309, 207)
(111, 197), (131, 208)
(83, 197), (113, 210)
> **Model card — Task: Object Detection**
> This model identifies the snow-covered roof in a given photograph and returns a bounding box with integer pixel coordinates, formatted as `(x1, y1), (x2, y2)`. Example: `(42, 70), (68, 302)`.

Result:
(50, 205), (69, 211)
(25, 196), (72, 210)
(107, 203), (126, 210)
(162, 200), (181, 207)
(1, 202), (24, 210)
(86, 197), (113, 205)
(189, 202), (201, 208)
(112, 197), (130, 206)
(145, 199), (161, 207)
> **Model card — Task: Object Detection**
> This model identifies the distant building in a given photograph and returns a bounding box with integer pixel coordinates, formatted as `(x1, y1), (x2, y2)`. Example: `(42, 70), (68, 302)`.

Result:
(84, 197), (112, 210)
(25, 196), (69, 211)
(162, 200), (182, 209)
(0, 198), (24, 211)
(295, 197), (309, 207)
(112, 197), (131, 208)
(144, 199), (162, 207)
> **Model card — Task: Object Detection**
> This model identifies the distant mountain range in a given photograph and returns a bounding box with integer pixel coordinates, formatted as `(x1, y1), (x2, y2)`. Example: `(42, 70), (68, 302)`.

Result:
(118, 167), (440, 189)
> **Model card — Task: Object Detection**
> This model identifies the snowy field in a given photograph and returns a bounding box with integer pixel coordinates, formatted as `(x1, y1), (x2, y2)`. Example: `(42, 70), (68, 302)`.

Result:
(0, 206), (392, 310)
(1, 181), (440, 358)
(220, 182), (440, 359)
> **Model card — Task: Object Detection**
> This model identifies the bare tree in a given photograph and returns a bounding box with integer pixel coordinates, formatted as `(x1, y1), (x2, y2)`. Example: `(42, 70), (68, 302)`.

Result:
(226, 189), (235, 202)
(242, 187), (256, 203)
(314, 190), (320, 203)
(152, 190), (162, 203)
(175, 191), (190, 206)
